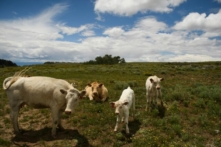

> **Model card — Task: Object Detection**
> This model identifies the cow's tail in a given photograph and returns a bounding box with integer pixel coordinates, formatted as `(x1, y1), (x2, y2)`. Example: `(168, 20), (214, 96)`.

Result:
(3, 67), (31, 90)
(3, 77), (13, 90)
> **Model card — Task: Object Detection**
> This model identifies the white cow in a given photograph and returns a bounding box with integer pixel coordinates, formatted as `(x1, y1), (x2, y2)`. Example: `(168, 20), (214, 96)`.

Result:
(3, 76), (86, 136)
(110, 87), (135, 134)
(145, 75), (164, 111)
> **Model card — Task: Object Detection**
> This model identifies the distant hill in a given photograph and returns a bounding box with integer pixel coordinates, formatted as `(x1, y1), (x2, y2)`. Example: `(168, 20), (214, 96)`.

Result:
(0, 59), (17, 67)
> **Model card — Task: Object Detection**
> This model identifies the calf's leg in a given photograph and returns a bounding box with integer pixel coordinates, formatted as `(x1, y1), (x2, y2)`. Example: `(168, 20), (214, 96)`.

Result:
(146, 92), (152, 111)
(114, 115), (120, 132)
(124, 113), (129, 134)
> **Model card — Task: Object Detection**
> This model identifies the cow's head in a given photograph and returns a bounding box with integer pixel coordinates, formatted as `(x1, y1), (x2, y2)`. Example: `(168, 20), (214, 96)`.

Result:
(60, 88), (86, 114)
(87, 82), (103, 98)
(150, 75), (164, 90)
(110, 101), (128, 115)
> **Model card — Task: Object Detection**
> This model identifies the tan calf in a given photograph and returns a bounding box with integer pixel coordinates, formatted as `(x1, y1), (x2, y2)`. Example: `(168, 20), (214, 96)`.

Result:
(85, 82), (108, 102)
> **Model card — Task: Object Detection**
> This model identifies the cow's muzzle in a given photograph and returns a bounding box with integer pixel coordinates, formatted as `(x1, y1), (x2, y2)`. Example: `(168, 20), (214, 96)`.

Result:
(65, 111), (72, 115)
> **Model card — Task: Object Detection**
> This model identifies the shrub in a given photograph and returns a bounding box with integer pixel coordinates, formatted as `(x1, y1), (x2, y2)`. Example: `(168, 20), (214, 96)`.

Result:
(192, 85), (221, 104)
(165, 85), (192, 103)
(198, 114), (209, 128)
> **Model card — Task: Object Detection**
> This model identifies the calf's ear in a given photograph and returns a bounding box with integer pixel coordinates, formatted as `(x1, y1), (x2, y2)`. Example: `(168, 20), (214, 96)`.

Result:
(160, 78), (164, 81)
(150, 78), (154, 83)
(110, 102), (115, 108)
(87, 83), (92, 87)
(60, 89), (67, 95)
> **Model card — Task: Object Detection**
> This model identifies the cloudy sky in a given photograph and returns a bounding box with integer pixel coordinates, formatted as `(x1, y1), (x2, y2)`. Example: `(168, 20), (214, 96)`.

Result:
(0, 0), (221, 65)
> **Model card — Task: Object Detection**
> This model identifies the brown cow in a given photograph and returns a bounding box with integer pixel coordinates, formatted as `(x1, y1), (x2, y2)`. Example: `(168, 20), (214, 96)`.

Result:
(85, 82), (108, 102)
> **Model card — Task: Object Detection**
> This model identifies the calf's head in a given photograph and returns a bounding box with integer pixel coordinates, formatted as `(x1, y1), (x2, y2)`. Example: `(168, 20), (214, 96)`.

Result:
(60, 88), (86, 114)
(150, 76), (164, 90)
(110, 101), (128, 115)
(88, 82), (103, 98)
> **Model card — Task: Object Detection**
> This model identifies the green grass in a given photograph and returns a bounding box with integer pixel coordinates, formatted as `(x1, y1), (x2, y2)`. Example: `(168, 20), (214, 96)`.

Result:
(0, 62), (221, 146)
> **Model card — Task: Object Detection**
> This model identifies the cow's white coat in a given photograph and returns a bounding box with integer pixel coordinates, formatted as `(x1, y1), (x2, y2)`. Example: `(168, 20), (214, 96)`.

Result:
(145, 75), (163, 111)
(3, 76), (85, 136)
(110, 87), (135, 134)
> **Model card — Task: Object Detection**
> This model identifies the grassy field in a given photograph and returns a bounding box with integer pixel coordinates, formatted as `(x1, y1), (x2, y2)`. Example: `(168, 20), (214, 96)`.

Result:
(0, 62), (221, 147)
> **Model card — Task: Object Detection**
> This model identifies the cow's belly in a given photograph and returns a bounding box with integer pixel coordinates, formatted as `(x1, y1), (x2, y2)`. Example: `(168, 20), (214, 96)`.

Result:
(27, 102), (50, 109)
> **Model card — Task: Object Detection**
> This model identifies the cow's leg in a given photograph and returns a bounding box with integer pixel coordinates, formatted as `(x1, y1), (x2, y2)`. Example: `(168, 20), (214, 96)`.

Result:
(10, 110), (20, 134)
(101, 96), (106, 102)
(155, 90), (162, 108)
(88, 95), (94, 101)
(146, 92), (152, 111)
(51, 107), (59, 136)
(145, 92), (149, 111)
(57, 111), (64, 131)
(121, 117), (125, 122)
(10, 105), (20, 134)
(125, 113), (129, 134)
(114, 115), (120, 132)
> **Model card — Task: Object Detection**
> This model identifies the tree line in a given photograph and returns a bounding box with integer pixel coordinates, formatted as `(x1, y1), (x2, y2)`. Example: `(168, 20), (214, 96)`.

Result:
(0, 59), (17, 67)
(84, 54), (126, 64)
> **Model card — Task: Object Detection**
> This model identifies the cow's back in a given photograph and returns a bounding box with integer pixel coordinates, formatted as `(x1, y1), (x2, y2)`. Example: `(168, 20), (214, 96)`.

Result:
(119, 87), (134, 108)
(6, 76), (70, 108)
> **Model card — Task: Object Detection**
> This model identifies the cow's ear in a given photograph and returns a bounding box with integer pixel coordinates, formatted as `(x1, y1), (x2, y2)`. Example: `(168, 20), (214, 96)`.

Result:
(150, 78), (154, 83)
(79, 90), (86, 99)
(160, 78), (164, 81)
(87, 83), (92, 87)
(99, 83), (103, 87)
(60, 89), (67, 95)
(110, 102), (115, 108)
(123, 102), (129, 105)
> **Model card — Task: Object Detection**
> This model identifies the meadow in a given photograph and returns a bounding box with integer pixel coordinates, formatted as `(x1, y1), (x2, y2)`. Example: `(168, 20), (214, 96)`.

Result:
(0, 62), (221, 147)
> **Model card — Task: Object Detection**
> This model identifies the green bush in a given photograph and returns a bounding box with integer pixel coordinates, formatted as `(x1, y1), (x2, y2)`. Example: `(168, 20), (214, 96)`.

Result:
(165, 85), (192, 103)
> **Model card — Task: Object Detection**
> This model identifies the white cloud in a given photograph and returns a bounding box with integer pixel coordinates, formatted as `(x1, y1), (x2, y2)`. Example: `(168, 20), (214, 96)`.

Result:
(173, 10), (221, 37)
(94, 0), (186, 16)
(0, 2), (221, 64)
(58, 24), (95, 35)
(215, 0), (221, 3)
(103, 27), (125, 38)
(81, 30), (95, 37)
(168, 54), (221, 62)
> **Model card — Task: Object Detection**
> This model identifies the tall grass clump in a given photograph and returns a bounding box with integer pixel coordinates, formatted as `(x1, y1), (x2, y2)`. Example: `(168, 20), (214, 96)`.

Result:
(193, 85), (221, 104)
(165, 84), (192, 106)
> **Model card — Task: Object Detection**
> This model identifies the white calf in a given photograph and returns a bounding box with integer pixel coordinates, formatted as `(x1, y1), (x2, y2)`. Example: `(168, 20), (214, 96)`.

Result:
(145, 75), (164, 111)
(110, 87), (135, 134)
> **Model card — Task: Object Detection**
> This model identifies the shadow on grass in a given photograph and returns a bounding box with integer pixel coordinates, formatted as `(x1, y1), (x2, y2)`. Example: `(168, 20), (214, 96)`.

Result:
(11, 127), (90, 147)
(119, 118), (141, 143)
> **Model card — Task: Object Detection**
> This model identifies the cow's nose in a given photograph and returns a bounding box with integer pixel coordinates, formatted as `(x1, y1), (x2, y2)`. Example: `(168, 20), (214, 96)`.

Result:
(156, 86), (161, 90)
(93, 92), (98, 96)
(65, 111), (72, 115)
(115, 112), (119, 115)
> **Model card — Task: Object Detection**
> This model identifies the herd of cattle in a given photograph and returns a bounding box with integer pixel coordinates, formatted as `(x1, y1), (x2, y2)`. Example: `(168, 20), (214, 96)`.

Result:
(3, 74), (163, 137)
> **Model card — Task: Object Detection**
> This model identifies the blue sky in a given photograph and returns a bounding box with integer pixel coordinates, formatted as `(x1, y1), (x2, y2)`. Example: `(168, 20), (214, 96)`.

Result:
(0, 0), (221, 65)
